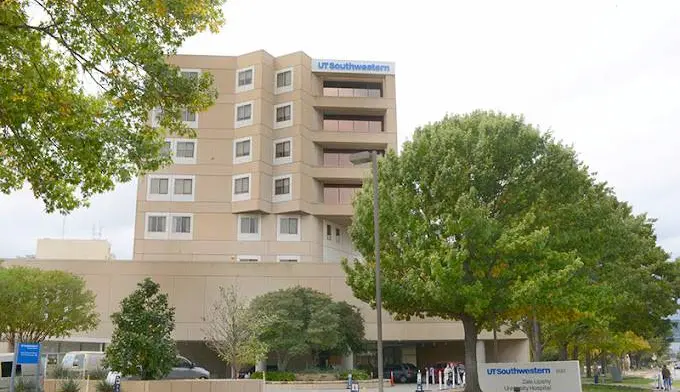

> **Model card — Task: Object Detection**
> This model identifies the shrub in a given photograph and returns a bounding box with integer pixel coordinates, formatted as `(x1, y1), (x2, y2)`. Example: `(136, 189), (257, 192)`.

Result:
(87, 368), (109, 381)
(50, 365), (72, 379)
(338, 369), (370, 380)
(250, 371), (296, 381)
(14, 378), (35, 392)
(59, 378), (81, 392)
(95, 379), (116, 392)
(294, 372), (336, 382)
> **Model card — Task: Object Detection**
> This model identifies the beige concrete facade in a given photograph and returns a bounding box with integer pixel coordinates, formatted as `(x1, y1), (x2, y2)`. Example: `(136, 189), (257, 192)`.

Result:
(135, 51), (398, 263)
(36, 239), (113, 260)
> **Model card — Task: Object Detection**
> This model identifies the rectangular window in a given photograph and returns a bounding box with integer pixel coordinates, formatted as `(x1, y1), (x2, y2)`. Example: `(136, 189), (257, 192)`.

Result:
(173, 216), (191, 233)
(277, 70), (292, 89)
(326, 224), (332, 240)
(181, 70), (199, 80)
(336, 228), (341, 243)
(182, 109), (196, 123)
(148, 216), (167, 233)
(276, 105), (291, 123)
(162, 141), (172, 155)
(238, 69), (253, 87)
(235, 139), (250, 157)
(174, 178), (193, 195)
(176, 141), (195, 158)
(240, 216), (259, 234)
(234, 177), (249, 194)
(237, 104), (252, 121)
(279, 217), (298, 235)
(150, 178), (169, 195)
(275, 140), (291, 158)
(236, 66), (255, 92)
(274, 178), (290, 195)
(277, 255), (300, 263)
(237, 255), (260, 262)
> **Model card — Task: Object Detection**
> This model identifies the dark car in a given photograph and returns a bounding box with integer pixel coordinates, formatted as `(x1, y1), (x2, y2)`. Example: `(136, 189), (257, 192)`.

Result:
(385, 363), (418, 383)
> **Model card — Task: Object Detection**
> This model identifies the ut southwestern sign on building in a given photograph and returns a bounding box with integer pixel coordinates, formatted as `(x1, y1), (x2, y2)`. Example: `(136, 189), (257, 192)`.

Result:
(312, 59), (395, 75)
(479, 361), (582, 392)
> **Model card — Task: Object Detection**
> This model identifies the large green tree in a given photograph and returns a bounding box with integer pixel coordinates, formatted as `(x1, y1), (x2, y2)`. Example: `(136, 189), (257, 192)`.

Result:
(248, 286), (364, 370)
(104, 278), (177, 380)
(0, 0), (224, 213)
(343, 111), (602, 392)
(0, 265), (99, 350)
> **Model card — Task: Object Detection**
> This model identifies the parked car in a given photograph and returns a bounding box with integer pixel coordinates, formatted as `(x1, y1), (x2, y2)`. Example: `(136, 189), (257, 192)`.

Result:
(106, 355), (210, 383)
(1, 353), (38, 392)
(384, 363), (418, 383)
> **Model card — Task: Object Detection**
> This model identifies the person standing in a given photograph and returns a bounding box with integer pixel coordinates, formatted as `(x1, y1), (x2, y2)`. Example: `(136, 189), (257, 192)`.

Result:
(662, 364), (672, 391)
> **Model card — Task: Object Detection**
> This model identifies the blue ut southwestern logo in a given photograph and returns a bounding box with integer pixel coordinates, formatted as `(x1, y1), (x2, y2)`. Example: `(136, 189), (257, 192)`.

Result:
(487, 367), (552, 376)
(312, 59), (394, 74)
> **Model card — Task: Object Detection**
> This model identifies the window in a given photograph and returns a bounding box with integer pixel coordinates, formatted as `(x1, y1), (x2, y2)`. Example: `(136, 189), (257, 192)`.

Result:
(147, 175), (194, 201)
(274, 102), (293, 129)
(174, 178), (193, 195)
(181, 70), (200, 80)
(277, 215), (300, 241)
(148, 215), (167, 233)
(235, 102), (253, 128)
(145, 213), (192, 239)
(162, 141), (172, 155)
(238, 215), (260, 241)
(273, 137), (292, 165)
(232, 174), (251, 201)
(237, 255), (261, 262)
(176, 141), (195, 158)
(233, 137), (252, 164)
(277, 255), (300, 263)
(326, 224), (332, 240)
(236, 66), (255, 92)
(150, 178), (169, 195)
(273, 175), (292, 202)
(336, 228), (341, 243)
(275, 68), (293, 94)
(182, 108), (197, 125)
(280, 217), (298, 234)
(173, 215), (191, 233)
(163, 139), (196, 164)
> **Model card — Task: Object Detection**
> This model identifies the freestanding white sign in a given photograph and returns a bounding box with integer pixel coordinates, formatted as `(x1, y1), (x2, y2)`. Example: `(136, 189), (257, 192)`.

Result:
(478, 361), (582, 392)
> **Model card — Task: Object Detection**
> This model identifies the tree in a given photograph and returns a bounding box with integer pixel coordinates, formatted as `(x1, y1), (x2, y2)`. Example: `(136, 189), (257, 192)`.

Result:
(0, 265), (99, 351)
(203, 285), (268, 378)
(342, 111), (600, 392)
(104, 278), (177, 380)
(1, 0), (224, 213)
(248, 286), (365, 370)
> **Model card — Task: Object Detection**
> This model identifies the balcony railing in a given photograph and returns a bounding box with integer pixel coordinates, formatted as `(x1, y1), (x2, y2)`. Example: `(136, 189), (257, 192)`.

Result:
(323, 87), (382, 98)
(323, 119), (383, 132)
(324, 187), (360, 205)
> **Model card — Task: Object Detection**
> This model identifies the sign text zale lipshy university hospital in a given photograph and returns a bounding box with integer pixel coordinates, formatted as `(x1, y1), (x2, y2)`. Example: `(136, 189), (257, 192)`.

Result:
(479, 361), (582, 392)
(312, 59), (395, 75)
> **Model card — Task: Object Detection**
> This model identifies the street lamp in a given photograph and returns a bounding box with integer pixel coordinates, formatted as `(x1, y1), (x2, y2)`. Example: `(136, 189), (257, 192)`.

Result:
(349, 150), (383, 392)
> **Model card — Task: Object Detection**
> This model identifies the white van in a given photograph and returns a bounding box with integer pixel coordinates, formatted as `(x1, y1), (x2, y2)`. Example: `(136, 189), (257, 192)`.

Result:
(0, 353), (38, 392)
(61, 351), (105, 374)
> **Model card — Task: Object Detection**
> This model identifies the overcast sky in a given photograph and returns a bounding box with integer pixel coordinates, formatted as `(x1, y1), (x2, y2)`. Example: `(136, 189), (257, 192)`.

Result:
(2, 0), (679, 260)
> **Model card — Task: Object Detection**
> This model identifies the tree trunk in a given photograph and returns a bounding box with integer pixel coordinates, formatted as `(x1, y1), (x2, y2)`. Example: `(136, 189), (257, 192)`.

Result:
(572, 345), (579, 362)
(461, 315), (482, 392)
(600, 351), (607, 374)
(276, 353), (288, 371)
(493, 316), (498, 363)
(530, 313), (543, 361)
(231, 364), (237, 379)
(586, 350), (592, 378)
(558, 343), (568, 361)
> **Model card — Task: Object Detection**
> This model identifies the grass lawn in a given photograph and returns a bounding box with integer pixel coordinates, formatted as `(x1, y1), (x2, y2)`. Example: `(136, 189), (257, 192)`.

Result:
(581, 375), (655, 391)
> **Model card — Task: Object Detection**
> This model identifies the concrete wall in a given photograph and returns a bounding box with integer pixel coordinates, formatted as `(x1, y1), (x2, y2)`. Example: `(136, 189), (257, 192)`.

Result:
(36, 239), (113, 260)
(3, 259), (528, 346)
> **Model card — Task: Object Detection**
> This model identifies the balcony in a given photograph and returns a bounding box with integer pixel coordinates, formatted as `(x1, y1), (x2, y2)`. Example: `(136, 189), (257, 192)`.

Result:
(323, 119), (383, 133)
(324, 186), (360, 205)
(323, 81), (382, 98)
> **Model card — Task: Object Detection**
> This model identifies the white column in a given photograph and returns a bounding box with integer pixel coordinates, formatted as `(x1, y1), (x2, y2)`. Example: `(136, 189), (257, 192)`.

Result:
(476, 340), (487, 364)
(255, 360), (266, 372)
(342, 351), (354, 370)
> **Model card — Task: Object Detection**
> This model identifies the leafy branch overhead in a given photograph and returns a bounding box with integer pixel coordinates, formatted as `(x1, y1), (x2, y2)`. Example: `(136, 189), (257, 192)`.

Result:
(0, 0), (225, 212)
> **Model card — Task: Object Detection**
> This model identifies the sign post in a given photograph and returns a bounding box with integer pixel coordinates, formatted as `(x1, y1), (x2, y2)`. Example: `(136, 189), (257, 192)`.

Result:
(10, 343), (41, 392)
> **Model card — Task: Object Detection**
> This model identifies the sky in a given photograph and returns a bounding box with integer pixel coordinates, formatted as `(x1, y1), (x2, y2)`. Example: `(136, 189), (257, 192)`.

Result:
(1, 0), (680, 260)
